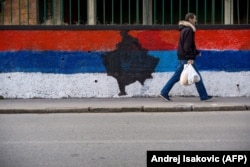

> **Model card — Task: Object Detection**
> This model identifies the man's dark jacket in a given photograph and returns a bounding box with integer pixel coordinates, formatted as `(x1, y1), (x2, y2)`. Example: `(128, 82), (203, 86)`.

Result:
(177, 21), (200, 60)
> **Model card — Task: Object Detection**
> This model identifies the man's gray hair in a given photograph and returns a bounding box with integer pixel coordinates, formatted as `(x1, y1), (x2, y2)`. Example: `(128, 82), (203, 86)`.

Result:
(185, 13), (196, 21)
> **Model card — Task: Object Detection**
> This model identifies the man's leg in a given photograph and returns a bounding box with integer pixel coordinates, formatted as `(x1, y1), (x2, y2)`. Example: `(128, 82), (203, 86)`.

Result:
(161, 60), (186, 97)
(192, 64), (209, 100)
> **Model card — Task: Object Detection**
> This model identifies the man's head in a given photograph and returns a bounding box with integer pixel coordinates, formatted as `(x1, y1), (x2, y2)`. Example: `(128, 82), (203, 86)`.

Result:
(185, 13), (197, 25)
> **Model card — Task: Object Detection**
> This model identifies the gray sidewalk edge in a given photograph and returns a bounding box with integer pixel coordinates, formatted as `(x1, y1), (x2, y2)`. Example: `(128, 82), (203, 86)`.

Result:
(0, 105), (248, 114)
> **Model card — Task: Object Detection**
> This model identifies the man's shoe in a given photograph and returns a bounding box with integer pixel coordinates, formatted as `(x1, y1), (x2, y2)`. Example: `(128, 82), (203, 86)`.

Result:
(201, 96), (214, 102)
(160, 94), (172, 102)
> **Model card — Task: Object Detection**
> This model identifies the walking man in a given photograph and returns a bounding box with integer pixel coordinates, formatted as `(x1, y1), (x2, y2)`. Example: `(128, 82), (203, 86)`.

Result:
(160, 13), (213, 101)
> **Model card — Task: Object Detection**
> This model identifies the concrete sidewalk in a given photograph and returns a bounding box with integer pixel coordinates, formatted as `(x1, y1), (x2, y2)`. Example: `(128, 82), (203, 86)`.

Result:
(0, 97), (249, 114)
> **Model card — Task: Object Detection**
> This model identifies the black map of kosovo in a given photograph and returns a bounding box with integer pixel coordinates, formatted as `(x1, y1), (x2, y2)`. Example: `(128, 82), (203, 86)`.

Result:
(101, 30), (159, 96)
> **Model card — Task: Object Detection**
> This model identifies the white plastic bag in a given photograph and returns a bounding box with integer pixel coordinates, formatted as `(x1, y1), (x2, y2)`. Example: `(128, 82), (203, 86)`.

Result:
(180, 64), (189, 85)
(180, 64), (200, 85)
(187, 64), (200, 84)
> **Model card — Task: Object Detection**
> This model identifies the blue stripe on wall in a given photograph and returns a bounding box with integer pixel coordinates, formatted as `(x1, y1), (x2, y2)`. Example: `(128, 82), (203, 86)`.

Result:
(0, 50), (249, 74)
(195, 50), (250, 72)
(0, 51), (106, 74)
(151, 50), (250, 72)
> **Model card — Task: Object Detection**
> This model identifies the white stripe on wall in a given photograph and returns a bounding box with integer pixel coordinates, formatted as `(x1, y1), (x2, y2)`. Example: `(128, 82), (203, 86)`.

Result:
(1, 72), (249, 98)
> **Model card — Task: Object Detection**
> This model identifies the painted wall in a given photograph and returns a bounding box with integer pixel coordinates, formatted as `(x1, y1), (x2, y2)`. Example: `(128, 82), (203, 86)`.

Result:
(0, 27), (250, 98)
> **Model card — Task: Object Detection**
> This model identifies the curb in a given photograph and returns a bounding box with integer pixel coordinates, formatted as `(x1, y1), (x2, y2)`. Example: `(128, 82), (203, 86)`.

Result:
(143, 106), (192, 112)
(0, 105), (249, 114)
(192, 105), (248, 111)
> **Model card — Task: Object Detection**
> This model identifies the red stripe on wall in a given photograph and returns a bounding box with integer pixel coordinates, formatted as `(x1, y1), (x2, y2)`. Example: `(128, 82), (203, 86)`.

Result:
(0, 29), (249, 51)
(196, 30), (250, 50)
(0, 30), (121, 51)
(129, 30), (178, 50)
(129, 29), (250, 50)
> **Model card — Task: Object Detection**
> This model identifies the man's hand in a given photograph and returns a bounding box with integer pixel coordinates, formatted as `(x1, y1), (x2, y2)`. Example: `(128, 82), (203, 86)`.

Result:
(187, 60), (194, 64)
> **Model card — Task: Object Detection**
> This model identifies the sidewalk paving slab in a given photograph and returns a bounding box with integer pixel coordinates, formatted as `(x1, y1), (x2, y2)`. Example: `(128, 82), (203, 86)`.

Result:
(0, 97), (249, 114)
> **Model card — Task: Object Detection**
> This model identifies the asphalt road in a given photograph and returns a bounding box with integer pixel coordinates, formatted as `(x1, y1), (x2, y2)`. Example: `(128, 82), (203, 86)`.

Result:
(0, 111), (250, 167)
